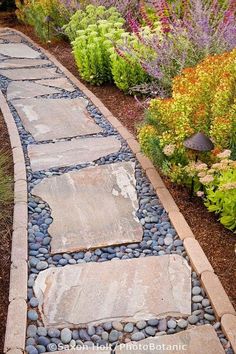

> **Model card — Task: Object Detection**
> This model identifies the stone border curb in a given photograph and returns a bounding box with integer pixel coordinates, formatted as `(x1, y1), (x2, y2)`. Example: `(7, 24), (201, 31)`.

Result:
(221, 314), (236, 353)
(1, 28), (235, 351)
(0, 89), (28, 353)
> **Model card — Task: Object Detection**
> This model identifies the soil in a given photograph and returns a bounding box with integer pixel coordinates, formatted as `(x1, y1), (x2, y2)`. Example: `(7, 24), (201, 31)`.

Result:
(0, 109), (13, 353)
(0, 11), (235, 312)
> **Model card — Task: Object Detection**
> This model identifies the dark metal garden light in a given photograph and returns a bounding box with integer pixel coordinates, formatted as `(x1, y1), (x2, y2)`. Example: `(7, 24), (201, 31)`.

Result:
(184, 132), (214, 198)
(184, 132), (214, 152)
(45, 15), (52, 43)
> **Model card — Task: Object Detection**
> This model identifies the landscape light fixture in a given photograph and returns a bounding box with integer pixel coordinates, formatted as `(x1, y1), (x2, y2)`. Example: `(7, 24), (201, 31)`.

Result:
(45, 15), (52, 44)
(184, 132), (214, 198)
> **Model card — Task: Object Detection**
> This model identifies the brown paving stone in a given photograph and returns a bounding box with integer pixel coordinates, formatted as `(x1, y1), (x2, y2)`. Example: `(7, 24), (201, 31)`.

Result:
(28, 136), (121, 171)
(4, 298), (27, 352)
(12, 98), (102, 141)
(183, 238), (213, 275)
(201, 271), (236, 319)
(9, 260), (27, 302)
(33, 255), (191, 328)
(32, 162), (143, 254)
(221, 314), (236, 353)
(117, 325), (224, 354)
(168, 211), (195, 240)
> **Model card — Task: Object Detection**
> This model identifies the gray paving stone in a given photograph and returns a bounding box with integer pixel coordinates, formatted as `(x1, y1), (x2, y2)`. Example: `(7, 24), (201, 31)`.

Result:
(116, 325), (224, 353)
(12, 98), (102, 141)
(28, 136), (121, 171)
(0, 43), (40, 58)
(0, 67), (61, 80)
(33, 255), (191, 328)
(7, 81), (61, 100)
(36, 77), (75, 92)
(32, 162), (143, 253)
(0, 58), (51, 69)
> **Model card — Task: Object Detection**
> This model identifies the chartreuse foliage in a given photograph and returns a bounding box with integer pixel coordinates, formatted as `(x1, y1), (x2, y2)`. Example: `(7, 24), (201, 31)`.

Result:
(63, 5), (124, 42)
(109, 32), (149, 92)
(205, 163), (236, 232)
(185, 151), (236, 232)
(72, 20), (124, 85)
(70, 5), (149, 88)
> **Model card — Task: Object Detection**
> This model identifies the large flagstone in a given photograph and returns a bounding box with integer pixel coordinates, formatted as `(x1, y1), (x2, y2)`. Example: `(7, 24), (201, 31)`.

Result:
(7, 81), (61, 100)
(32, 162), (143, 253)
(0, 67), (61, 80)
(12, 98), (102, 141)
(28, 136), (121, 171)
(0, 43), (40, 58)
(116, 325), (224, 354)
(0, 33), (22, 43)
(0, 58), (51, 69)
(33, 255), (191, 328)
(36, 77), (75, 92)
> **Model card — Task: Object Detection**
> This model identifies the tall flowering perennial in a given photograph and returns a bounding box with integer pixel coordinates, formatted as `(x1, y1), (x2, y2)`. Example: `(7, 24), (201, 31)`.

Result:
(138, 48), (236, 184)
(119, 0), (236, 95)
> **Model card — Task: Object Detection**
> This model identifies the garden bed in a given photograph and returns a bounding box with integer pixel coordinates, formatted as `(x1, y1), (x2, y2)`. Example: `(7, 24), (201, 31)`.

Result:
(0, 11), (235, 311)
(0, 108), (13, 354)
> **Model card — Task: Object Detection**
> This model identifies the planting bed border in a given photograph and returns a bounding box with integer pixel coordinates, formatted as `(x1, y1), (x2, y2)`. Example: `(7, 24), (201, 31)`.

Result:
(1, 28), (235, 354)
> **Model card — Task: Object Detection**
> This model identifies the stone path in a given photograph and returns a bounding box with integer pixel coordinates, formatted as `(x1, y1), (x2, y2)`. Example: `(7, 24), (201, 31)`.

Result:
(0, 29), (232, 354)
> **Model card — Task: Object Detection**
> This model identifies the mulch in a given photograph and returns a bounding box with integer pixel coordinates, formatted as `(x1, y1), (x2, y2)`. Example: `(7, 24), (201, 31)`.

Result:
(0, 12), (235, 342)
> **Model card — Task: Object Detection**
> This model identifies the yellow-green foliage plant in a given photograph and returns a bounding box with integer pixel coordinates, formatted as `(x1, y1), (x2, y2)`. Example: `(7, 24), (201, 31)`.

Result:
(72, 20), (124, 85)
(185, 150), (236, 232)
(138, 48), (236, 183)
(63, 4), (124, 42)
(109, 32), (150, 92)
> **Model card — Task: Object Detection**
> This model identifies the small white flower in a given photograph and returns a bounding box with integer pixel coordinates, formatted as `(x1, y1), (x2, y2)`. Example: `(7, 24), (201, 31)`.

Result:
(200, 175), (214, 185)
(163, 144), (176, 156)
(217, 149), (231, 159)
(196, 191), (205, 197)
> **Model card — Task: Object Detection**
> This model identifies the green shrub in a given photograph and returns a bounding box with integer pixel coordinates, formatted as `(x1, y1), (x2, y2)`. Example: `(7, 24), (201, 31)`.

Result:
(16, 0), (77, 42)
(109, 33), (149, 92)
(138, 49), (236, 183)
(63, 4), (124, 42)
(72, 20), (125, 85)
(185, 151), (236, 232)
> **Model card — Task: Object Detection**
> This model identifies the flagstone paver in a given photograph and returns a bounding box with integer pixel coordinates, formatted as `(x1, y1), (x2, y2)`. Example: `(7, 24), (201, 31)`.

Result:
(28, 136), (121, 171)
(0, 33), (22, 42)
(7, 81), (61, 100)
(12, 98), (102, 141)
(0, 58), (51, 69)
(32, 162), (143, 253)
(0, 43), (40, 58)
(36, 77), (75, 92)
(0, 67), (61, 80)
(116, 325), (224, 354)
(33, 254), (191, 328)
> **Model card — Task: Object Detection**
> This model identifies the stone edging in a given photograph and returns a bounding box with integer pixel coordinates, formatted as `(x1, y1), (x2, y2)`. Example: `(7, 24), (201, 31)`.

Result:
(0, 89), (27, 354)
(1, 28), (236, 353)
